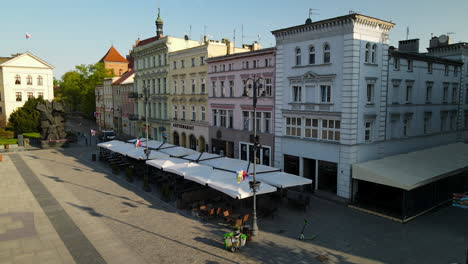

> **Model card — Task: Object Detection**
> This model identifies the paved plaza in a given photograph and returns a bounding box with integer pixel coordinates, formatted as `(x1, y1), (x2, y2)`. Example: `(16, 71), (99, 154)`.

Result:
(0, 144), (466, 264)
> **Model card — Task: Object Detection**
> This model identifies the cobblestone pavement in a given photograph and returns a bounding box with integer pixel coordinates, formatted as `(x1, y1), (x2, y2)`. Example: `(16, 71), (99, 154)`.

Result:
(1, 145), (467, 264)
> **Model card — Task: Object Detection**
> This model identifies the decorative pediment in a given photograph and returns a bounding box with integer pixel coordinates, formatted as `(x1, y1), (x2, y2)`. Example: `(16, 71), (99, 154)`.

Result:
(288, 71), (335, 83)
(1, 52), (54, 69)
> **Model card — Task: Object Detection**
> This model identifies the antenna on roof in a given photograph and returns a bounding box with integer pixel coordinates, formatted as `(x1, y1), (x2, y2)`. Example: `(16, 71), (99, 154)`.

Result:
(406, 26), (410, 40)
(241, 24), (245, 44)
(308, 8), (319, 22)
(349, 10), (356, 14)
(257, 34), (261, 42)
(189, 25), (192, 39)
(203, 25), (207, 38)
(233, 29), (236, 47)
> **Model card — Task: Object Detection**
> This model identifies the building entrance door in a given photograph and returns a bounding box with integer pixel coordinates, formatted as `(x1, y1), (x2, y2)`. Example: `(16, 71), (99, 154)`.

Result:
(303, 158), (316, 192)
(318, 161), (337, 194)
(283, 154), (299, 176)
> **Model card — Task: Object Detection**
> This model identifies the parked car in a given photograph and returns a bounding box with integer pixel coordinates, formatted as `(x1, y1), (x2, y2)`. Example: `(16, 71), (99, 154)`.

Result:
(99, 130), (116, 142)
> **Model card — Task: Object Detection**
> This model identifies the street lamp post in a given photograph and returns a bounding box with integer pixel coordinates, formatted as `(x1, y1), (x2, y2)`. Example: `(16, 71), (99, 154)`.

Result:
(141, 84), (152, 192)
(244, 75), (264, 237)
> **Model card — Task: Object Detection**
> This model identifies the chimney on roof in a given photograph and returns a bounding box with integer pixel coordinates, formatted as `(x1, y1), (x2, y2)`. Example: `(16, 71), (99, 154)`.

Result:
(398, 39), (419, 52)
(251, 41), (261, 51)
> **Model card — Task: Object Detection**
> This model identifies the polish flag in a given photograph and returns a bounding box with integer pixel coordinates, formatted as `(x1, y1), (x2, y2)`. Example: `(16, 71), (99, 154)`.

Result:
(25, 32), (31, 39)
(135, 139), (142, 149)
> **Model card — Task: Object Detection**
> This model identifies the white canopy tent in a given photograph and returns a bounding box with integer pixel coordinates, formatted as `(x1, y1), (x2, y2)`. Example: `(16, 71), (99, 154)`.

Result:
(255, 171), (312, 188)
(146, 157), (188, 170)
(206, 170), (277, 199)
(352, 143), (468, 191)
(126, 148), (170, 160)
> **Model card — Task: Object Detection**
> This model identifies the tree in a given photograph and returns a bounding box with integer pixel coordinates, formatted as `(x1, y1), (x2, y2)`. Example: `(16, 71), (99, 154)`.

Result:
(8, 97), (44, 135)
(58, 63), (112, 118)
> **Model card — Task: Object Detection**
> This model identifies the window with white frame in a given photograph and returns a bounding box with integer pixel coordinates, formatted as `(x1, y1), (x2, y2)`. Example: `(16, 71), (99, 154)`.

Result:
(243, 111), (250, 130)
(426, 83), (432, 103)
(158, 103), (162, 119)
(220, 110), (227, 127)
(191, 79), (196, 93)
(173, 80), (177, 94)
(366, 83), (374, 104)
(292, 86), (302, 102)
(163, 102), (167, 119)
(390, 118), (399, 139)
(255, 112), (261, 133)
(246, 61), (249, 69)
(200, 56), (205, 65)
(15, 75), (21, 85)
(173, 61), (177, 69)
(27, 92), (33, 99)
(394, 57), (400, 70)
(191, 105), (196, 121)
(191, 58), (195, 67)
(243, 80), (249, 97)
(263, 112), (271, 133)
(321, 119), (340, 141)
(159, 55), (163, 66)
(304, 118), (319, 139)
(371, 44), (377, 63)
(365, 43), (371, 63)
(295, 48), (301, 65)
(407, 59), (413, 72)
(323, 43), (331, 63)
(212, 81), (216, 97)
(239, 142), (271, 166)
(181, 80), (186, 94)
(265, 78), (272, 96)
(392, 83), (400, 104)
(320, 85), (331, 103)
(181, 60), (185, 68)
(181, 105), (186, 120)
(424, 114), (431, 134)
(37, 76), (43, 85)
(443, 83), (449, 103)
(200, 78), (206, 94)
(364, 121), (373, 142)
(405, 83), (413, 103)
(285, 117), (301, 137)
(309, 46), (315, 64)
(163, 78), (167, 94)
(200, 106), (206, 121)
(229, 80), (234, 97)
(27, 75), (32, 85)
(403, 117), (410, 137)
(16, 92), (22, 101)
(452, 83), (458, 103)
(213, 109), (218, 126)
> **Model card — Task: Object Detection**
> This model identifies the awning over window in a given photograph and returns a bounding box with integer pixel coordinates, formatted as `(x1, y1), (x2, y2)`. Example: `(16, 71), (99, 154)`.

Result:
(352, 143), (468, 191)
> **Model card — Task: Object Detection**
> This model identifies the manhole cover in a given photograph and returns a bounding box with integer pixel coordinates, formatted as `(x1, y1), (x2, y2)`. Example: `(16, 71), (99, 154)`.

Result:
(120, 209), (129, 213)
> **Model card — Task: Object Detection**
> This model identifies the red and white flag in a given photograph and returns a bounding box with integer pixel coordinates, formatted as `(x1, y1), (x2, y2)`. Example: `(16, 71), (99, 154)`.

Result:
(135, 139), (142, 149)
(25, 32), (31, 39)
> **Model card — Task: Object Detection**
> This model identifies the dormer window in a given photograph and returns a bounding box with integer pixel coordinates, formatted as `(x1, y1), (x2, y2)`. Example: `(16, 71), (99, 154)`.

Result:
(323, 43), (331, 63)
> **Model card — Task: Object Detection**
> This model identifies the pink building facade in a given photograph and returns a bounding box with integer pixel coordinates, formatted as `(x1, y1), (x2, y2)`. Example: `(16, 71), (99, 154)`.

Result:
(207, 48), (276, 166)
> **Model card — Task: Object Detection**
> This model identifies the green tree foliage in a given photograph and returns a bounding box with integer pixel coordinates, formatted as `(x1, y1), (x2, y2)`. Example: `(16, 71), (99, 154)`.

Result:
(58, 63), (112, 118)
(8, 97), (44, 135)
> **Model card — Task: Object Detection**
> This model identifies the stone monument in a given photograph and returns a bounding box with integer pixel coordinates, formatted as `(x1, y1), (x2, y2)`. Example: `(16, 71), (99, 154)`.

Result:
(36, 100), (67, 147)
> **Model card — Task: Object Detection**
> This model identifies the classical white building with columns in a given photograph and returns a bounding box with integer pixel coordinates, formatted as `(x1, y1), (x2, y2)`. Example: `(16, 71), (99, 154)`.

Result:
(272, 13), (467, 202)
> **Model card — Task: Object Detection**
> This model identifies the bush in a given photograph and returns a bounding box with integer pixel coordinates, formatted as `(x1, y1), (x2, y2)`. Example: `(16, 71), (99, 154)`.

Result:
(0, 129), (14, 139)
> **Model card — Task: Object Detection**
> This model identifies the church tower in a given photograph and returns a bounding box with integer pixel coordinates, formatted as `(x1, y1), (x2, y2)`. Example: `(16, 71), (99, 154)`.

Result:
(156, 8), (164, 38)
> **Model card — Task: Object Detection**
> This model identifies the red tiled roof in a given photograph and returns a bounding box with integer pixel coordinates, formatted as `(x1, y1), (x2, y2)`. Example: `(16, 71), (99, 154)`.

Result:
(99, 46), (128, 63)
(135, 36), (163, 47)
(112, 69), (134, 85)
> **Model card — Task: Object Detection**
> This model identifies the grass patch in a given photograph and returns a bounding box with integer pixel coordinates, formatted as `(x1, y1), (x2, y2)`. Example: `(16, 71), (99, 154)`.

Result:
(23, 132), (41, 138)
(0, 138), (18, 145)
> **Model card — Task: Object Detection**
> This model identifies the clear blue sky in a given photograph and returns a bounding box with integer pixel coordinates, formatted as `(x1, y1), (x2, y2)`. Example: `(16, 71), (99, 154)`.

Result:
(1, 0), (466, 79)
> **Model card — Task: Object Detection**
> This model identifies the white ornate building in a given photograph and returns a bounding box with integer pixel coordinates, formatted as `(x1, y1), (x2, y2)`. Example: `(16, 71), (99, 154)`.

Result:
(272, 13), (468, 214)
(0, 52), (54, 127)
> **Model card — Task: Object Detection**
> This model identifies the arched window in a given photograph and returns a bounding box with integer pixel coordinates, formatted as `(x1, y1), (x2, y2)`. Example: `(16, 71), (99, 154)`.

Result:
(365, 43), (371, 63)
(309, 46), (315, 64)
(37, 76), (43, 85)
(27, 75), (32, 85)
(15, 75), (21, 85)
(371, 44), (377, 63)
(323, 43), (331, 63)
(295, 48), (301, 65)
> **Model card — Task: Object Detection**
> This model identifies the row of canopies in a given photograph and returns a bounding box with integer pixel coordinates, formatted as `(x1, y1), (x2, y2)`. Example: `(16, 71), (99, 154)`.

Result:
(98, 139), (312, 199)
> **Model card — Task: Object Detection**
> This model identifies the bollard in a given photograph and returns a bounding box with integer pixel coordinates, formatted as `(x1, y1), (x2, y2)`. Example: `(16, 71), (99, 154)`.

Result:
(92, 154), (96, 161)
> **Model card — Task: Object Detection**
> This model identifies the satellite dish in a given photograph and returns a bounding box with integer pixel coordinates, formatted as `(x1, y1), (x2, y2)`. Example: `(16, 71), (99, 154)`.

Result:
(439, 35), (448, 45)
